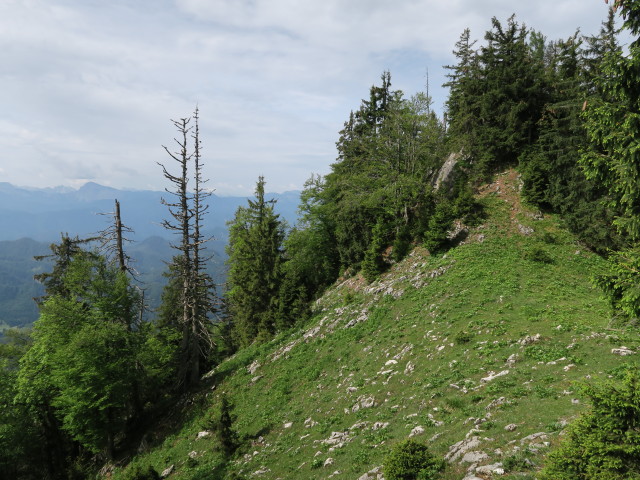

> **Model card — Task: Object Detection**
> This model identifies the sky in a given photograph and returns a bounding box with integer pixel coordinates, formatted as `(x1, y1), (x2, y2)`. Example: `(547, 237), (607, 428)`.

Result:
(0, 0), (622, 196)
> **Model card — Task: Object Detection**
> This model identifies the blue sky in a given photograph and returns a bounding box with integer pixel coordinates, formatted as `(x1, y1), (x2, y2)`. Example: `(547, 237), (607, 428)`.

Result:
(0, 0), (620, 195)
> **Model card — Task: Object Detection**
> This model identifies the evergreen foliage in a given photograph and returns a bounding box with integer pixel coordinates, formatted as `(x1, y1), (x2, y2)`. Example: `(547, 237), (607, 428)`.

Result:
(540, 369), (640, 480)
(384, 439), (445, 480)
(580, 0), (640, 318)
(226, 177), (286, 347)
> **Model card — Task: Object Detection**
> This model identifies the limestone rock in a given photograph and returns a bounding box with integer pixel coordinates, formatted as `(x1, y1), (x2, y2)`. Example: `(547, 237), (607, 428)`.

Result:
(434, 151), (463, 191)
(358, 465), (384, 480)
(409, 426), (425, 437)
(445, 436), (482, 463)
(247, 360), (261, 374)
(160, 465), (174, 478)
(324, 457), (334, 467)
(475, 462), (505, 476)
(461, 450), (489, 463)
(481, 370), (509, 383)
(196, 431), (211, 439)
(612, 346), (635, 356)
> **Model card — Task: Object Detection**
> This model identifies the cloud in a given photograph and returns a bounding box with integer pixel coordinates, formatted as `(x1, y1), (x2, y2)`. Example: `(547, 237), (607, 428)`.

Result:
(0, 0), (619, 194)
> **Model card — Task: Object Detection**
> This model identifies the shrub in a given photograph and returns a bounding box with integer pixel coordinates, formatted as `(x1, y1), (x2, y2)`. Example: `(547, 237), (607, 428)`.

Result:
(524, 246), (554, 264)
(123, 465), (160, 480)
(539, 369), (640, 480)
(384, 439), (445, 480)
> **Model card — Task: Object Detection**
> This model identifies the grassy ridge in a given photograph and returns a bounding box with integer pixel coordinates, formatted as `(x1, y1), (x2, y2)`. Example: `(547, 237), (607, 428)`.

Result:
(111, 172), (637, 480)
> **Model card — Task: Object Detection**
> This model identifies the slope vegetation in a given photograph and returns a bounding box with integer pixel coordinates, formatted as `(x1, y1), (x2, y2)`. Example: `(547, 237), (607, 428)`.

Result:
(110, 171), (637, 480)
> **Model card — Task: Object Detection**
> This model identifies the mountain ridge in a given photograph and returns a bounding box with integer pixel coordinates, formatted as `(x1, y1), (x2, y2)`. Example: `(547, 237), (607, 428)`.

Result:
(105, 170), (634, 480)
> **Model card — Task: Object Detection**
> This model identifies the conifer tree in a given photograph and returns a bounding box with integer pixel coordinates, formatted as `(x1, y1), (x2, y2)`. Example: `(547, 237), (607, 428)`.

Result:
(158, 108), (215, 390)
(580, 0), (640, 318)
(226, 177), (285, 347)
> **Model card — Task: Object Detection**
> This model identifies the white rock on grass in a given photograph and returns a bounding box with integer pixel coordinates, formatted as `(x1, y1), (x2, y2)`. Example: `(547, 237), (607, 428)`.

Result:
(409, 426), (425, 437)
(476, 463), (505, 476)
(481, 370), (509, 383)
(461, 450), (489, 463)
(358, 466), (384, 480)
(445, 436), (482, 463)
(612, 346), (636, 356)
(160, 465), (174, 478)
(247, 360), (261, 374)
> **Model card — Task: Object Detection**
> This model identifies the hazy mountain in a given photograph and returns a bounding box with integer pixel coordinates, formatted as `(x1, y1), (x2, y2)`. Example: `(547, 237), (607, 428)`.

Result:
(0, 183), (300, 330)
(0, 182), (300, 242)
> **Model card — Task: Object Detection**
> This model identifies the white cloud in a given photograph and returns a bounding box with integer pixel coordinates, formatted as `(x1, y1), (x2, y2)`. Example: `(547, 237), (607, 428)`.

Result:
(0, 0), (620, 194)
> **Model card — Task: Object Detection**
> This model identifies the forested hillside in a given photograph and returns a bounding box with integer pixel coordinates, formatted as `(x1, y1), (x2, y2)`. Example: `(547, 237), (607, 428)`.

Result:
(2, 2), (640, 479)
(0, 185), (299, 331)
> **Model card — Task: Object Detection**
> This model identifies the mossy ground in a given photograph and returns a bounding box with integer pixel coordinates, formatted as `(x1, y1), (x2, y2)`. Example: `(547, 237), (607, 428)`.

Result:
(109, 171), (638, 480)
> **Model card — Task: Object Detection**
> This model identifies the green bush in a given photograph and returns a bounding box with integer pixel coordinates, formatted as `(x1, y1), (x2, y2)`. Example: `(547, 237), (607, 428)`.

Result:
(539, 369), (640, 480)
(524, 246), (554, 264)
(384, 439), (445, 480)
(123, 465), (160, 480)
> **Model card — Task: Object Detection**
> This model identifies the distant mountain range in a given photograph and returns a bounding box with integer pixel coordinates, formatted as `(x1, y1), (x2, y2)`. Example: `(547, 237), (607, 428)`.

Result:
(0, 182), (300, 331)
(0, 181), (300, 242)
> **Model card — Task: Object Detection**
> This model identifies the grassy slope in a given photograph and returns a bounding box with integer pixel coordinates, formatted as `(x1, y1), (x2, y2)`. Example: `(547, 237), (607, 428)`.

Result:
(111, 171), (639, 480)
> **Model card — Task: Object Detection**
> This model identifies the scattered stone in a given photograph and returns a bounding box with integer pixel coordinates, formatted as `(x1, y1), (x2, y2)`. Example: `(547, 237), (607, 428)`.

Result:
(314, 450), (323, 457)
(519, 333), (541, 346)
(304, 417), (318, 428)
(385, 359), (398, 366)
(345, 308), (369, 328)
(250, 375), (263, 384)
(196, 431), (211, 440)
(322, 431), (350, 447)
(445, 436), (482, 463)
(160, 465), (174, 478)
(612, 346), (636, 356)
(328, 471), (342, 478)
(350, 421), (369, 430)
(476, 463), (505, 476)
(358, 465), (384, 480)
(518, 224), (534, 235)
(404, 361), (415, 374)
(270, 339), (300, 361)
(247, 360), (261, 375)
(352, 395), (376, 412)
(504, 424), (518, 432)
(572, 398), (580, 405)
(520, 432), (548, 445)
(409, 426), (425, 437)
(481, 370), (509, 383)
(564, 364), (576, 372)
(486, 397), (509, 410)
(506, 354), (519, 367)
(461, 450), (489, 463)
(188, 451), (197, 459)
(283, 422), (293, 429)
(372, 422), (389, 430)
(393, 344), (414, 360)
(324, 458), (334, 467)
(252, 466), (271, 475)
(303, 325), (320, 340)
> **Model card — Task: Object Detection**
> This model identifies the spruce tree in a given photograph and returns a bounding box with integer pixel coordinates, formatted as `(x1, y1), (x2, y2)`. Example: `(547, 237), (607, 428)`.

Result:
(226, 177), (285, 347)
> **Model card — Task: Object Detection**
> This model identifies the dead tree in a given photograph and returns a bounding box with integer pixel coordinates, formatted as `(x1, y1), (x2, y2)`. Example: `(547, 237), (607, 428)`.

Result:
(159, 111), (215, 390)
